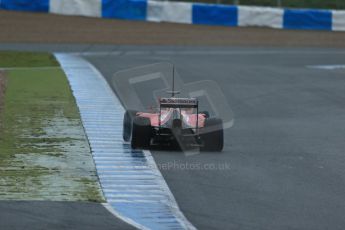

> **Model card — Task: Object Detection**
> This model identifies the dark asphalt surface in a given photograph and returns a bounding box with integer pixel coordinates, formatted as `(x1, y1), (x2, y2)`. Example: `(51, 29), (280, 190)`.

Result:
(84, 47), (345, 230)
(0, 201), (136, 230)
(1, 45), (345, 230)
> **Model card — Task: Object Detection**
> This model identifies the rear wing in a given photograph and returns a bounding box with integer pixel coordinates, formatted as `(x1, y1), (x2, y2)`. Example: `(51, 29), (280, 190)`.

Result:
(160, 98), (198, 108)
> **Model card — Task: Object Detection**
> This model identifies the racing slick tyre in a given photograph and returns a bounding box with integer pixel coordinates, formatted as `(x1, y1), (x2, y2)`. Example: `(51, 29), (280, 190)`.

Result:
(123, 110), (138, 142)
(200, 118), (224, 152)
(131, 117), (152, 149)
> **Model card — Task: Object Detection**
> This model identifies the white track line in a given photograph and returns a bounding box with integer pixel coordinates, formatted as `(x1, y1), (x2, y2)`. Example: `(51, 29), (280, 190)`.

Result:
(307, 64), (345, 70)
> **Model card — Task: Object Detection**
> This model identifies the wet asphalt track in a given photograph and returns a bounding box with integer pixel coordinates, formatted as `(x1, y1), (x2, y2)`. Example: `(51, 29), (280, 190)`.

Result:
(1, 45), (345, 230)
(0, 201), (136, 230)
(84, 47), (345, 230)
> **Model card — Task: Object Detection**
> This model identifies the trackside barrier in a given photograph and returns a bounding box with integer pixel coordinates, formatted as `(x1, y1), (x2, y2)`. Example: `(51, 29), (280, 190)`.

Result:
(333, 10), (345, 31)
(102, 0), (147, 20)
(50, 0), (102, 17)
(283, 9), (332, 30)
(192, 3), (238, 26)
(1, 1), (345, 30)
(238, 6), (283, 29)
(0, 0), (49, 12)
(147, 1), (192, 24)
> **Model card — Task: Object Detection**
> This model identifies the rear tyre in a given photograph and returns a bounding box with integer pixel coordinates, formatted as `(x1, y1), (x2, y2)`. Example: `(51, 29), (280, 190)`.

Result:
(123, 110), (138, 142)
(131, 117), (152, 149)
(200, 118), (223, 152)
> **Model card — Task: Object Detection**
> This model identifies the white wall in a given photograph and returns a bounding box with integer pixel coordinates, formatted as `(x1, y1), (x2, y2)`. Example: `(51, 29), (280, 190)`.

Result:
(238, 6), (283, 29)
(50, 0), (101, 18)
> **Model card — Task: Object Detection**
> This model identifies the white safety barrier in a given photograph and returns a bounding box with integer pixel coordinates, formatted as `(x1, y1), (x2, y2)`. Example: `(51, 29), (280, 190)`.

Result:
(238, 6), (284, 29)
(332, 10), (345, 31)
(2, 0), (345, 31)
(50, 0), (101, 17)
(147, 1), (192, 24)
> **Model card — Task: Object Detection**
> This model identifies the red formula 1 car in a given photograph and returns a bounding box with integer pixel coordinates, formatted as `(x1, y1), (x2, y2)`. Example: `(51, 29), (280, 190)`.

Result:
(123, 96), (224, 151)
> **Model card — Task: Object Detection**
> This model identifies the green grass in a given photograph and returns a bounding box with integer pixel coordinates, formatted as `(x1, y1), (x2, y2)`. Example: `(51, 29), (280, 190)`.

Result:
(0, 51), (59, 68)
(0, 51), (104, 202)
(0, 68), (78, 160)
